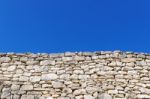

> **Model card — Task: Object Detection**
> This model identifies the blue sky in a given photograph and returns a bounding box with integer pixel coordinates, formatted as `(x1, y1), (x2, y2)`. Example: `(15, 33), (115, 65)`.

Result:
(0, 0), (150, 53)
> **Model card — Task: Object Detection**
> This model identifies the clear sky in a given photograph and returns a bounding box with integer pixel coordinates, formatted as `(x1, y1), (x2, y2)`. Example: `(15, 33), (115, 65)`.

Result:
(0, 0), (150, 53)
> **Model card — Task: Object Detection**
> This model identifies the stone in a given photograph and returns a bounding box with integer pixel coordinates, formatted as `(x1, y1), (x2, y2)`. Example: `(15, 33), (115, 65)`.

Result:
(1, 88), (11, 99)
(7, 65), (16, 71)
(47, 97), (53, 99)
(121, 58), (136, 62)
(98, 93), (112, 99)
(57, 97), (70, 99)
(86, 87), (97, 94)
(16, 69), (24, 74)
(30, 76), (41, 82)
(19, 76), (29, 81)
(21, 84), (33, 90)
(40, 60), (55, 65)
(21, 95), (34, 99)
(62, 57), (73, 61)
(74, 70), (84, 74)
(78, 75), (90, 80)
(62, 88), (72, 94)
(41, 73), (58, 80)
(11, 84), (20, 90)
(75, 95), (83, 99)
(108, 90), (118, 94)
(0, 57), (11, 62)
(137, 94), (150, 98)
(73, 89), (86, 96)
(52, 81), (64, 88)
(84, 95), (95, 99)
(13, 94), (20, 99)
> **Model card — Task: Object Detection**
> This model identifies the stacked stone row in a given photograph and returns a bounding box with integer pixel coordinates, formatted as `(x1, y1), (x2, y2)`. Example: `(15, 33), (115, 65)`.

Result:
(0, 51), (150, 99)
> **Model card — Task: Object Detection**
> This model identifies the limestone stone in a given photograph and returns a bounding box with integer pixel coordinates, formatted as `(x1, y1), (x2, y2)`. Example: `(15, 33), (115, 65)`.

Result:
(40, 60), (55, 65)
(84, 95), (95, 99)
(21, 84), (33, 90)
(1, 51), (150, 99)
(13, 94), (20, 99)
(62, 88), (72, 94)
(75, 95), (83, 99)
(73, 89), (86, 96)
(11, 84), (20, 90)
(30, 76), (41, 82)
(57, 97), (70, 99)
(1, 88), (11, 99)
(62, 57), (73, 61)
(0, 57), (11, 62)
(47, 97), (53, 99)
(41, 73), (58, 80)
(21, 95), (34, 99)
(137, 94), (150, 98)
(7, 65), (16, 71)
(52, 81), (64, 88)
(19, 76), (29, 81)
(121, 58), (136, 62)
(98, 93), (112, 99)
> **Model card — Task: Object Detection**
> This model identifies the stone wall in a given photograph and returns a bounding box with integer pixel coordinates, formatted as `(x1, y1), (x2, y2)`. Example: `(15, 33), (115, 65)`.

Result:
(0, 51), (150, 99)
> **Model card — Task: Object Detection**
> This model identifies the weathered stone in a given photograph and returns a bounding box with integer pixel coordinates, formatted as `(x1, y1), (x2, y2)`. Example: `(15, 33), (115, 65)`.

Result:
(84, 95), (95, 99)
(41, 73), (58, 80)
(7, 65), (16, 71)
(52, 81), (64, 88)
(21, 84), (33, 90)
(19, 76), (29, 81)
(137, 94), (150, 98)
(21, 95), (34, 99)
(11, 84), (20, 90)
(30, 76), (41, 82)
(1, 88), (11, 99)
(0, 57), (11, 62)
(98, 93), (112, 99)
(40, 60), (55, 65)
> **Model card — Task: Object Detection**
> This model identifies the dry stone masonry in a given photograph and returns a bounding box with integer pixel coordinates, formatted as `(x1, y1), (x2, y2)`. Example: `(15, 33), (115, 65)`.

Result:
(0, 51), (150, 99)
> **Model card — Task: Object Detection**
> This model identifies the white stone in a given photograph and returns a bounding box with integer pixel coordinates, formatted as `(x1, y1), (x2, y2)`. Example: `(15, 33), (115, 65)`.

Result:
(137, 94), (150, 98)
(11, 84), (20, 90)
(41, 73), (58, 80)
(21, 95), (34, 99)
(47, 97), (53, 99)
(19, 76), (29, 81)
(20, 85), (33, 90)
(7, 65), (16, 71)
(40, 60), (55, 65)
(62, 57), (73, 61)
(52, 81), (64, 88)
(0, 57), (11, 62)
(98, 93), (112, 99)
(84, 95), (95, 99)
(30, 76), (41, 82)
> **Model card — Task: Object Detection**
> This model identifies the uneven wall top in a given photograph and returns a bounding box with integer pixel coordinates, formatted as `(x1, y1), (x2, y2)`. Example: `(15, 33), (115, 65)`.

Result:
(0, 51), (150, 99)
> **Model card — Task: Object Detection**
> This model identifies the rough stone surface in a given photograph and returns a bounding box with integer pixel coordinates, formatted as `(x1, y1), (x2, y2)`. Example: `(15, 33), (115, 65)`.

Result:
(0, 51), (150, 99)
(98, 93), (112, 99)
